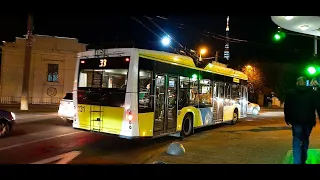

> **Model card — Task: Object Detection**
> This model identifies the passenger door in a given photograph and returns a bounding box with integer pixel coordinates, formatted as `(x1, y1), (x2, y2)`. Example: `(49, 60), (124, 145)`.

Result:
(153, 74), (178, 136)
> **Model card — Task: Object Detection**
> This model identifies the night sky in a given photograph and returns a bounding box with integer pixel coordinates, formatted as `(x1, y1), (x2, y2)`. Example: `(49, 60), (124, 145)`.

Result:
(0, 15), (315, 60)
(0, 15), (317, 91)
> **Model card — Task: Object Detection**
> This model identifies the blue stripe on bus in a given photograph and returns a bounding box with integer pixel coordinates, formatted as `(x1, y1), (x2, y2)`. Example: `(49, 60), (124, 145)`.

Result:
(199, 107), (213, 125)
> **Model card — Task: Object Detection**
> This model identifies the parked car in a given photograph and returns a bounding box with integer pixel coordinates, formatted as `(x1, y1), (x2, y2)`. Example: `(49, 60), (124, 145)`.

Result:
(247, 102), (260, 115)
(0, 109), (16, 138)
(58, 92), (75, 122)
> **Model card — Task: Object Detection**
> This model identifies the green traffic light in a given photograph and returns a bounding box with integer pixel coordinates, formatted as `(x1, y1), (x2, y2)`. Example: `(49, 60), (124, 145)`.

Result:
(272, 31), (286, 42)
(307, 66), (317, 75)
(274, 34), (281, 40)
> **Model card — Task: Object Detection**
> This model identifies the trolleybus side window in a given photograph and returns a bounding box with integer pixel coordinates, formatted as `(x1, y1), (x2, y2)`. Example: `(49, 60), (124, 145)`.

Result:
(226, 83), (231, 99)
(199, 79), (212, 106)
(218, 82), (225, 101)
(138, 70), (153, 109)
(213, 81), (218, 99)
(179, 76), (190, 109)
(189, 77), (199, 106)
(231, 84), (240, 99)
(224, 83), (232, 106)
(231, 83), (241, 104)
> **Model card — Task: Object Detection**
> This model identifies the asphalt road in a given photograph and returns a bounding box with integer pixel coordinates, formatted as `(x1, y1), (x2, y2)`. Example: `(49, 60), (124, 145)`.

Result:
(0, 109), (299, 164)
(0, 113), (177, 164)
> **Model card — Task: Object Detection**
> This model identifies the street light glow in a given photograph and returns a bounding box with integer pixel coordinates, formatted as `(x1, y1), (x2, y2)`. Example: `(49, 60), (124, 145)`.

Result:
(300, 25), (309, 31)
(192, 74), (198, 80)
(284, 16), (294, 20)
(200, 48), (207, 55)
(274, 34), (281, 40)
(161, 37), (171, 46)
(308, 66), (317, 75)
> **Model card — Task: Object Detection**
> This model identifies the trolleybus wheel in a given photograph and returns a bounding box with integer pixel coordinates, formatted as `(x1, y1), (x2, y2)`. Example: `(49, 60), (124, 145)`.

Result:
(181, 114), (193, 137)
(230, 109), (239, 125)
(0, 120), (10, 138)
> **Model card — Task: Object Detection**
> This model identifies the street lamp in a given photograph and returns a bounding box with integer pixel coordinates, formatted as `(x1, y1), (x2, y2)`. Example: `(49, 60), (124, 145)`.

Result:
(245, 65), (253, 72)
(199, 48), (207, 61)
(200, 48), (207, 55)
(284, 16), (294, 21)
(161, 36), (171, 46)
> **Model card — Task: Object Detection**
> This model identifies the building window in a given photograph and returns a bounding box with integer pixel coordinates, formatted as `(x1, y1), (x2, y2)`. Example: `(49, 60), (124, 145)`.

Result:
(47, 64), (59, 82)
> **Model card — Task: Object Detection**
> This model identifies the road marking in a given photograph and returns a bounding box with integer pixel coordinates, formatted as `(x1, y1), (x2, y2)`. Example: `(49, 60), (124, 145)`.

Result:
(30, 151), (81, 164)
(0, 131), (83, 151)
(283, 149), (320, 164)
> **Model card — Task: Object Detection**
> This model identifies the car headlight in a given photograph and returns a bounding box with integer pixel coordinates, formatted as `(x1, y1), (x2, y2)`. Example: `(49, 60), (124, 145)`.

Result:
(11, 112), (16, 120)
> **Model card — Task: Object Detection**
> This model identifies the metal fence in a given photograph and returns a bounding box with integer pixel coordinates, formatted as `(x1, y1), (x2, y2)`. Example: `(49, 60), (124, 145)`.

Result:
(0, 96), (61, 104)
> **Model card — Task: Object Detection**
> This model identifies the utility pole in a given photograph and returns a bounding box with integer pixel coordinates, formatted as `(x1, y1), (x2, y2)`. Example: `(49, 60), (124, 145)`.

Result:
(20, 14), (33, 110)
(215, 51), (219, 62)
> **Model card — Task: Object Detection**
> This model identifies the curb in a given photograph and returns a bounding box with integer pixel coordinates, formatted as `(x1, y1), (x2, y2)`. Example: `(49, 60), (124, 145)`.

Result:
(139, 146), (169, 164)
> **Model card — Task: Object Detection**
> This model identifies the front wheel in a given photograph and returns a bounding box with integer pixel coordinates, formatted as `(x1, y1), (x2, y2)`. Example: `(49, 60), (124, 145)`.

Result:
(0, 120), (10, 138)
(180, 114), (193, 137)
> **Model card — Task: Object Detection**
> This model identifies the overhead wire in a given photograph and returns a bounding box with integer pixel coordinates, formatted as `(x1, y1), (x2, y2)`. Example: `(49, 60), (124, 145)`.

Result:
(144, 16), (185, 49)
(154, 16), (246, 43)
(150, 16), (313, 55)
(144, 16), (200, 60)
(131, 16), (179, 54)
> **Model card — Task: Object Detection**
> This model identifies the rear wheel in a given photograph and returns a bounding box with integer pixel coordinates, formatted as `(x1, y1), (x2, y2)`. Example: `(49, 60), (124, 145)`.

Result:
(61, 117), (73, 126)
(230, 110), (239, 125)
(0, 120), (10, 138)
(180, 114), (193, 137)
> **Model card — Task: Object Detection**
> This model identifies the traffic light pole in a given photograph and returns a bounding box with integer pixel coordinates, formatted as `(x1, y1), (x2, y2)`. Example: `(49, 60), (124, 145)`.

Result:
(315, 36), (317, 55)
(275, 29), (318, 56)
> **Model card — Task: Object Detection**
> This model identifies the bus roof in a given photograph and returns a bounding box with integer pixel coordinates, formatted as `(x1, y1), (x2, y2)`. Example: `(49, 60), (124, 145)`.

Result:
(138, 49), (248, 81)
(78, 48), (248, 81)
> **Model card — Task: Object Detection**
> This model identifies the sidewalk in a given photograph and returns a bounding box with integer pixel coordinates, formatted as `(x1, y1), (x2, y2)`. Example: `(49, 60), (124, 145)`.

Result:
(260, 107), (283, 111)
(145, 120), (320, 164)
(0, 104), (59, 114)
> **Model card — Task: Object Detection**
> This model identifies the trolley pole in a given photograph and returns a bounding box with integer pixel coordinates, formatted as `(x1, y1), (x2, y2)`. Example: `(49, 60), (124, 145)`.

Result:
(20, 14), (33, 110)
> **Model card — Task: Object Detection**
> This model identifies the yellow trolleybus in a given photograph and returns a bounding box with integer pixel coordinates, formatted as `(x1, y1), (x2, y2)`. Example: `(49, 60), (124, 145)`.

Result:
(72, 48), (248, 139)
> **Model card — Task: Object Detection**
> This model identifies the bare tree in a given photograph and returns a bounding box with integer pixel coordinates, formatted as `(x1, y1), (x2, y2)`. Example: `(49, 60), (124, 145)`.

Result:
(242, 63), (264, 91)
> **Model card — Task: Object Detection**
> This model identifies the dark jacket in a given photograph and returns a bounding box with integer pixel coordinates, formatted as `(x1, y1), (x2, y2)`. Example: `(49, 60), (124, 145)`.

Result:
(284, 86), (320, 126)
